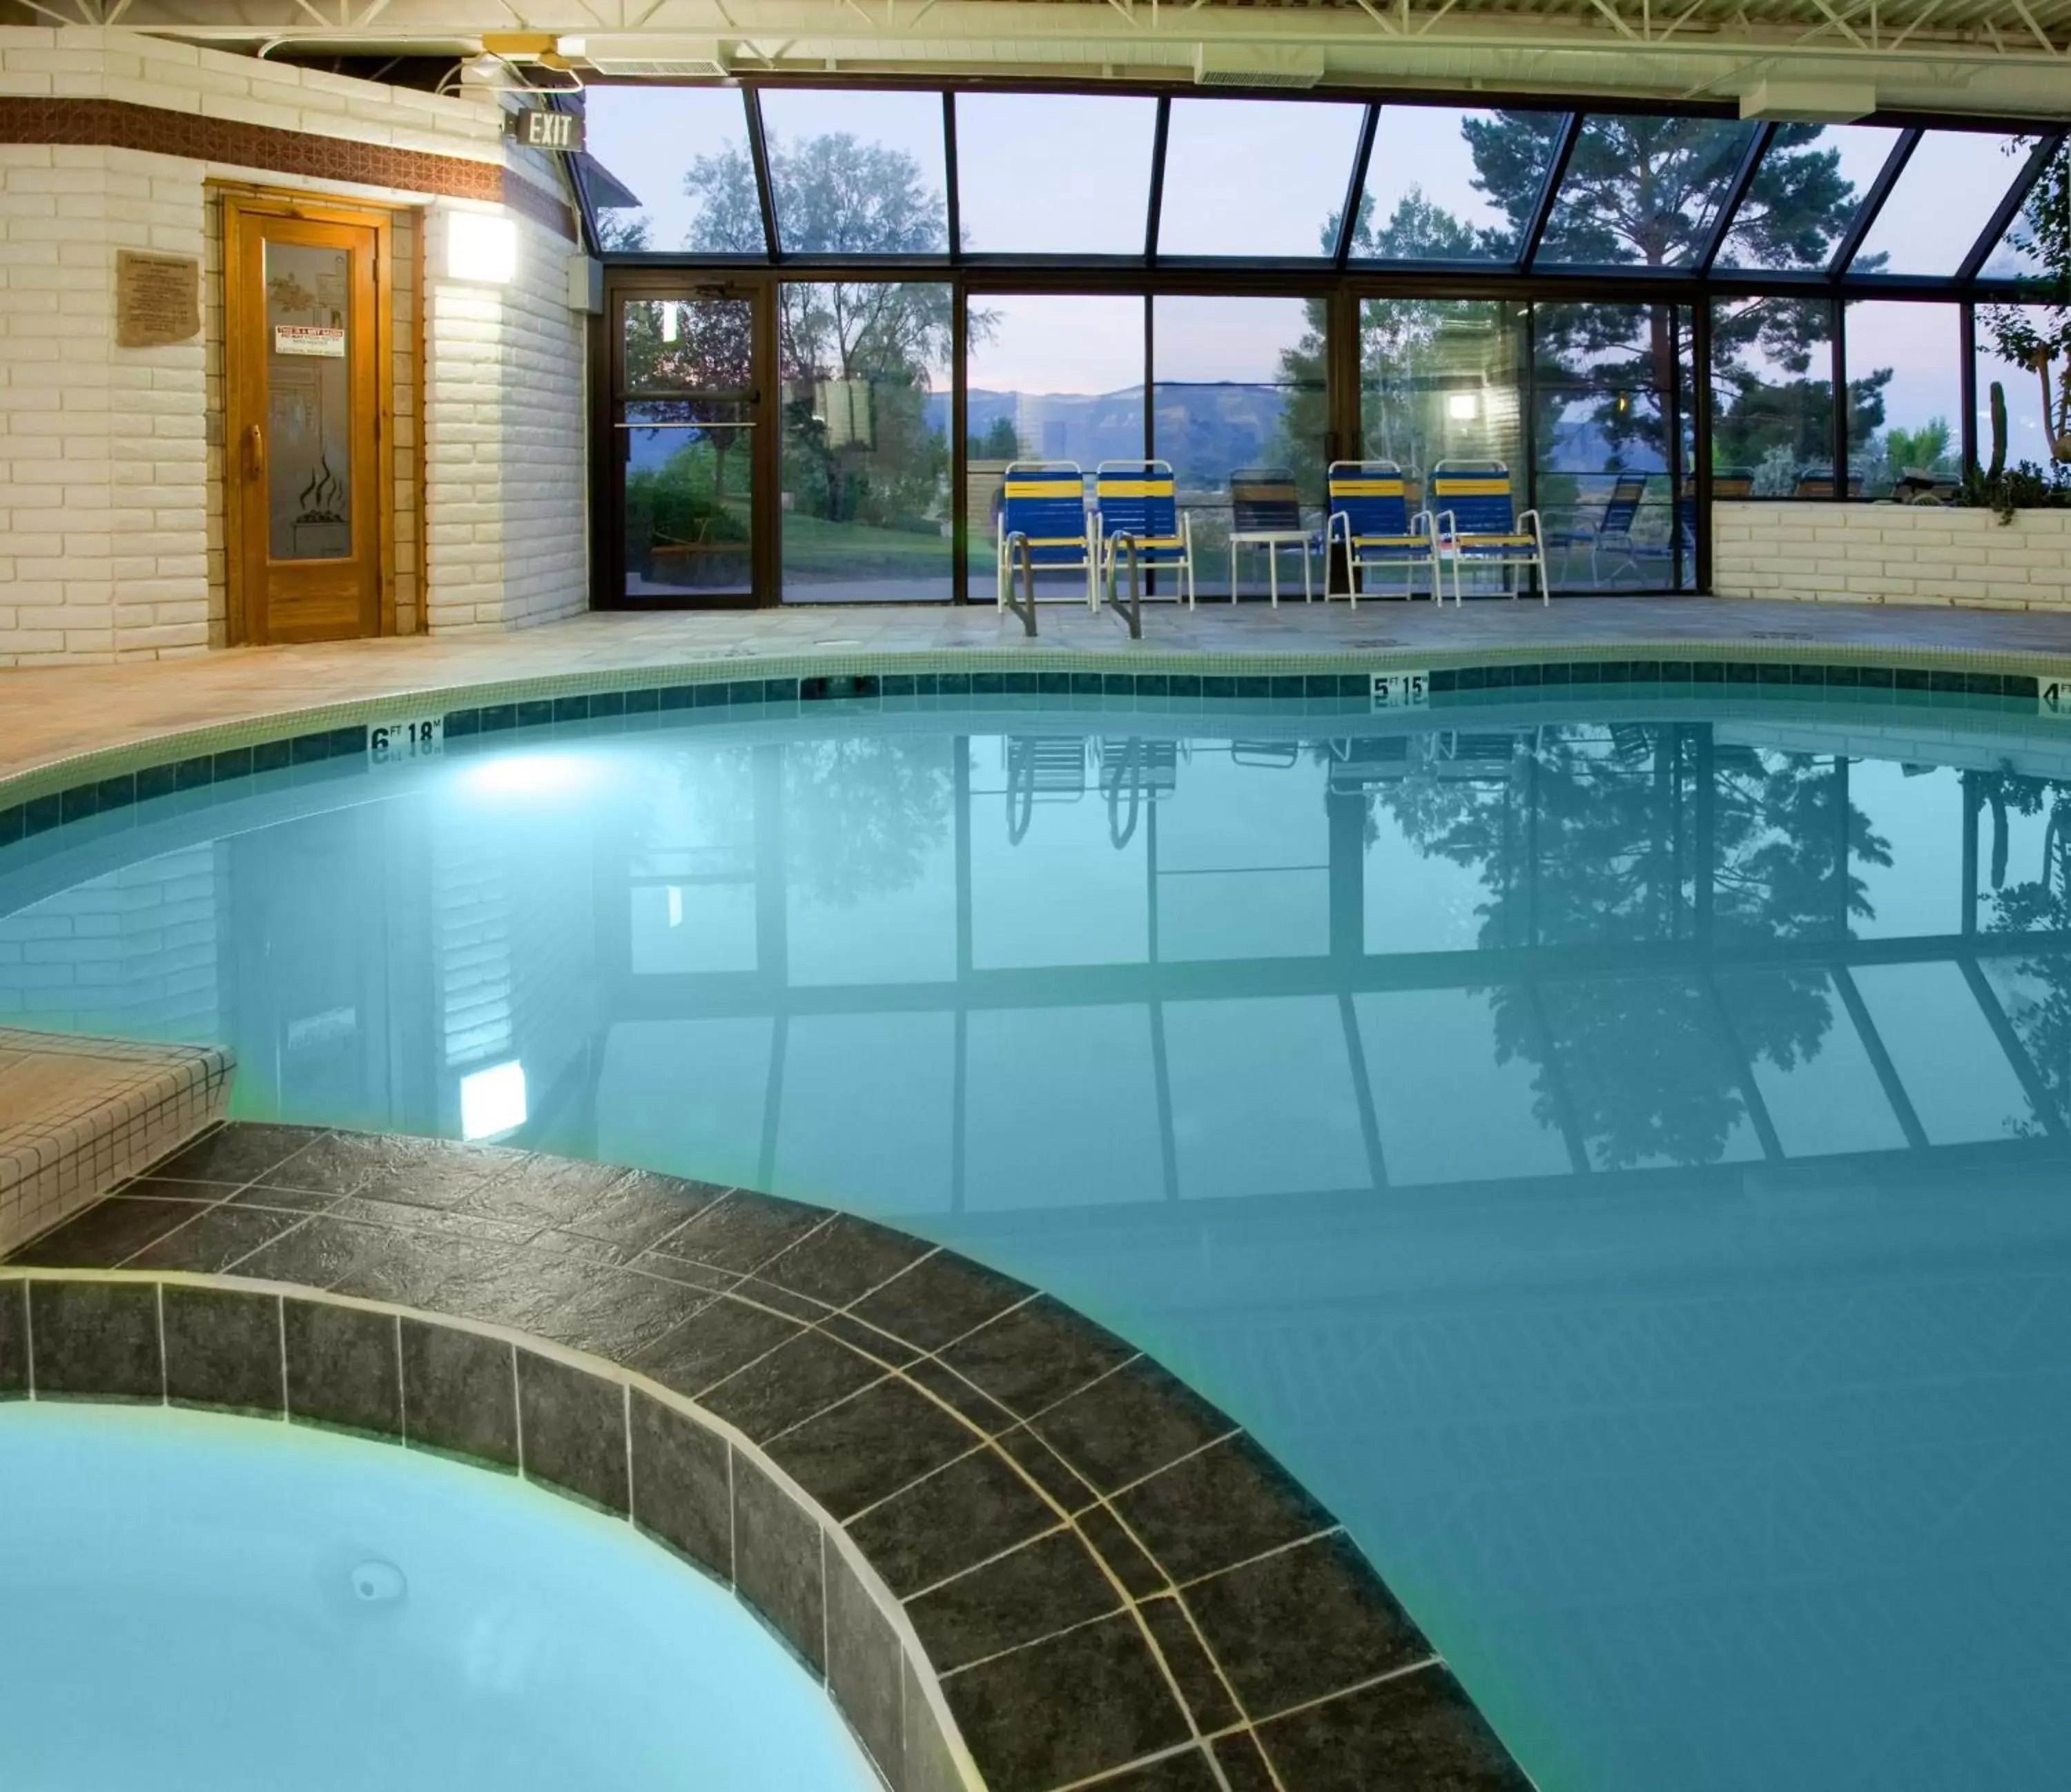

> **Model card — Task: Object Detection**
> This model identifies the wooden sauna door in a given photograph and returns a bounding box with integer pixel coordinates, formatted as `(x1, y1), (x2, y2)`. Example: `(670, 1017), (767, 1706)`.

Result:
(226, 200), (389, 643)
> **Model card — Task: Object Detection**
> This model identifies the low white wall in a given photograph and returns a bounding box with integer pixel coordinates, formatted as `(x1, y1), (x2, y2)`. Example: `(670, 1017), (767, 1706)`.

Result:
(1712, 500), (2071, 610)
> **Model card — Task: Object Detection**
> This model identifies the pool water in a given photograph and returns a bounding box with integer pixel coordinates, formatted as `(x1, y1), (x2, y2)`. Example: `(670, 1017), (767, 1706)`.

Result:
(0, 1401), (877, 1792)
(6, 692), (2071, 1791)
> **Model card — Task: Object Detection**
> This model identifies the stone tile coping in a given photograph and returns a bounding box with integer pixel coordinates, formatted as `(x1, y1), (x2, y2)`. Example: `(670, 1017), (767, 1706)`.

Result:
(3, 649), (2067, 856)
(3, 1123), (1533, 1792)
(0, 1026), (231, 1259)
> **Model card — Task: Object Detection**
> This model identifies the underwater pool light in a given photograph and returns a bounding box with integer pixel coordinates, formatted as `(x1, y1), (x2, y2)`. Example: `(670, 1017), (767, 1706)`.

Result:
(460, 1060), (527, 1140)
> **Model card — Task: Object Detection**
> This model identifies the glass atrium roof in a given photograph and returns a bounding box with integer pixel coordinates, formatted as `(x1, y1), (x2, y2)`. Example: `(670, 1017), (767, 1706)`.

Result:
(578, 86), (2065, 289)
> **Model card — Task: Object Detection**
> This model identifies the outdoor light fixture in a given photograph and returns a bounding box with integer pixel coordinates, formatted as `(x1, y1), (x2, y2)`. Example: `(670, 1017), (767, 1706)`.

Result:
(460, 1060), (527, 1140)
(445, 211), (517, 284)
(1448, 393), (1479, 420)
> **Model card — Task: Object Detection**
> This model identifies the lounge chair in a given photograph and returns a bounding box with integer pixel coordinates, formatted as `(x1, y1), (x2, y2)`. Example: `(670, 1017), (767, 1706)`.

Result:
(1712, 467), (1756, 500)
(1324, 460), (1439, 607)
(1430, 460), (1548, 606)
(1227, 467), (1312, 605)
(996, 462), (1098, 612)
(1096, 460), (1196, 609)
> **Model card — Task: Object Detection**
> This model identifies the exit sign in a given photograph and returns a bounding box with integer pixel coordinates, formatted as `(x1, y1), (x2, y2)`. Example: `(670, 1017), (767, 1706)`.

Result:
(509, 108), (583, 153)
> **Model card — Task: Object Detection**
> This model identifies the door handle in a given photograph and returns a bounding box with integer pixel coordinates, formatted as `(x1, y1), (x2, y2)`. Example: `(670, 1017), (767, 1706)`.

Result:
(244, 425), (264, 480)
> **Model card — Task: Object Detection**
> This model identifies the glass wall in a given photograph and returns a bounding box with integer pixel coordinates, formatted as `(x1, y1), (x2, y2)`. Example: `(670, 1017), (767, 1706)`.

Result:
(1153, 296), (1325, 598)
(1711, 298), (1836, 496)
(1156, 97), (1367, 260)
(1845, 301), (1962, 498)
(1713, 125), (1903, 273)
(1537, 117), (1755, 267)
(1353, 107), (1565, 264)
(1976, 304), (2061, 471)
(1849, 131), (2037, 276)
(778, 282), (954, 603)
(965, 294), (1145, 596)
(582, 86), (757, 252)
(757, 89), (950, 255)
(1358, 297), (1525, 504)
(956, 93), (1157, 256)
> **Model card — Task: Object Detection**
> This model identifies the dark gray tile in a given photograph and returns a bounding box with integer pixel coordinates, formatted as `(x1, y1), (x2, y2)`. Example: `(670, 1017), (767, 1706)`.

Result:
(519, 1351), (629, 1513)
(1136, 1593), (1239, 1733)
(1031, 1358), (1235, 1496)
(767, 1376), (982, 1522)
(938, 1294), (1138, 1420)
(902, 1354), (1019, 1434)
(127, 1205), (306, 1274)
(0, 1278), (27, 1396)
(846, 1256), (1031, 1354)
(229, 1216), (431, 1298)
(558, 1169), (728, 1252)
(652, 1190), (831, 1276)
(148, 1122), (324, 1187)
(401, 1320), (518, 1470)
(422, 1239), (590, 1333)
(759, 1215), (933, 1307)
(902, 1656), (964, 1792)
(940, 1609), (1192, 1792)
(534, 1267), (712, 1361)
(453, 1156), (632, 1229)
(163, 1285), (282, 1413)
(1254, 1664), (1533, 1792)
(629, 1390), (732, 1581)
(345, 1157), (498, 1211)
(905, 1526), (1120, 1673)
(1114, 1433), (1334, 1585)
(818, 1309), (923, 1368)
(112, 1176), (236, 1205)
(1076, 1502), (1167, 1599)
(699, 1330), (886, 1442)
(1211, 1731), (1279, 1792)
(1180, 1532), (1431, 1721)
(322, 1196), (534, 1247)
(29, 1279), (160, 1400)
(733, 1450), (827, 1674)
(284, 1298), (400, 1437)
(1088, 1749), (1224, 1792)
(263, 1130), (430, 1196)
(993, 1421), (1099, 1513)
(630, 1297), (800, 1398)
(826, 1546), (904, 1786)
(222, 1182), (336, 1215)
(845, 1444), (1057, 1598)
(10, 1198), (197, 1267)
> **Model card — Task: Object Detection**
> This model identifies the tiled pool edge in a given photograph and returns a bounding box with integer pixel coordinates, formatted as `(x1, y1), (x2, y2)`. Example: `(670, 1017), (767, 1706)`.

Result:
(4, 639), (2070, 842)
(1, 1124), (1533, 1792)
(0, 1266), (979, 1792)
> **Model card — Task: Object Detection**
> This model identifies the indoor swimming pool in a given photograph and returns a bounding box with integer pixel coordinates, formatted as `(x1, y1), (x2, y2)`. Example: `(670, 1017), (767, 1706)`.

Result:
(5, 672), (2070, 1791)
(0, 1400), (877, 1791)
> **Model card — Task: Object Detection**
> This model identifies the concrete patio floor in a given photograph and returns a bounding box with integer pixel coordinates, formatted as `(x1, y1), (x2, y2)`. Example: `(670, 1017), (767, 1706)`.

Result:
(8, 595), (2071, 781)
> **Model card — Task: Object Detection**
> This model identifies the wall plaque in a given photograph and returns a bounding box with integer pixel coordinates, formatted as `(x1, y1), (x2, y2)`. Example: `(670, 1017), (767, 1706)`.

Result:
(114, 249), (200, 349)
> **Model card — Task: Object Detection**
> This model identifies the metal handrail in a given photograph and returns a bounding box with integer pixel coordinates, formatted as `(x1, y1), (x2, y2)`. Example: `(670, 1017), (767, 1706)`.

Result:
(1105, 533), (1144, 639)
(1002, 533), (1038, 638)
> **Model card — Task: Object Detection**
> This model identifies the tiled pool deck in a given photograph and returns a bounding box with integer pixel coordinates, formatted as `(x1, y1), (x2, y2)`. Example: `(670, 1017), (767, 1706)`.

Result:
(2, 1124), (1526, 1792)
(10, 596), (2071, 783)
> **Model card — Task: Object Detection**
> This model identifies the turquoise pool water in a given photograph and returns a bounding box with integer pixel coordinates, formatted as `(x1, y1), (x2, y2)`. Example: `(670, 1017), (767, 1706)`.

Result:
(0, 1401), (876, 1791)
(6, 690), (2071, 1789)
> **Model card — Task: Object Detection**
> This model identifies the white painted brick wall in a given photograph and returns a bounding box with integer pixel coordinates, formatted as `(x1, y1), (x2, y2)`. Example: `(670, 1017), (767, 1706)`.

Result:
(0, 26), (585, 663)
(1712, 502), (2071, 611)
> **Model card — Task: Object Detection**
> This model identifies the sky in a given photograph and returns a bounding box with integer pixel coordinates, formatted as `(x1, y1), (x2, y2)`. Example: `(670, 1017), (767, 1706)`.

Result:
(583, 86), (2043, 435)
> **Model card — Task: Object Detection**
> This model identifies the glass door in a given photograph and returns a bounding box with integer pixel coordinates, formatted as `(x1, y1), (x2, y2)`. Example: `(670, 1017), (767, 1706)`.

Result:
(611, 283), (768, 605)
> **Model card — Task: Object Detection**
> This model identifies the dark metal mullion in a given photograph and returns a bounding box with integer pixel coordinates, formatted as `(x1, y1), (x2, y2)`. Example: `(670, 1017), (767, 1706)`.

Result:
(952, 277), (969, 605)
(1336, 104), (1381, 271)
(1145, 97), (1171, 265)
(1519, 113), (1584, 273)
(1960, 300), (1979, 476)
(1831, 296), (1849, 497)
(1698, 121), (1776, 277)
(1831, 965), (1929, 1149)
(943, 92), (962, 263)
(1702, 972), (1784, 1162)
(1693, 295), (1713, 592)
(744, 85), (781, 262)
(1961, 955), (2070, 1140)
(1956, 130), (2065, 283)
(1829, 128), (1920, 278)
(1339, 991), (1390, 1191)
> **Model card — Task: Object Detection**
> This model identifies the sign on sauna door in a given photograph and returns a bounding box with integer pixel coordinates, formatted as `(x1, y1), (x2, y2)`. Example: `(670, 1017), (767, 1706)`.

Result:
(226, 199), (388, 644)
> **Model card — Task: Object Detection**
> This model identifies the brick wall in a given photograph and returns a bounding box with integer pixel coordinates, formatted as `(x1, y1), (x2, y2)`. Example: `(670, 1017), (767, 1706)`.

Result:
(0, 26), (588, 663)
(1713, 502), (2071, 610)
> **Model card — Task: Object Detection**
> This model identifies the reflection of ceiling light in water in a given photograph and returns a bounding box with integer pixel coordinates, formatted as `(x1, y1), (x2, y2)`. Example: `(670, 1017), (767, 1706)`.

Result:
(1448, 393), (1479, 420)
(661, 303), (678, 344)
(668, 886), (683, 927)
(456, 751), (601, 801)
(460, 1060), (527, 1140)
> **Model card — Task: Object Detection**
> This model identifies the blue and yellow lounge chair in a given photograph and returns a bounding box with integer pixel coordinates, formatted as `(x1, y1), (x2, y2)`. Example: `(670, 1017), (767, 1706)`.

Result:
(996, 462), (1098, 612)
(1430, 459), (1548, 606)
(1095, 460), (1196, 609)
(1325, 460), (1438, 606)
(1549, 471), (1649, 585)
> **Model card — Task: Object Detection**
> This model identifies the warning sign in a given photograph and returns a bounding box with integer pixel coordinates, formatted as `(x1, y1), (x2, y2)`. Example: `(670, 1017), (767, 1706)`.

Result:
(275, 324), (346, 358)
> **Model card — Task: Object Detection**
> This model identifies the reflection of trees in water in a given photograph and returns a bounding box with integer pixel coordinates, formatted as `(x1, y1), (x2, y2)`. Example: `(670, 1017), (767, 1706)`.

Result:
(1974, 773), (2071, 1124)
(1367, 723), (1907, 1167)
(782, 737), (953, 905)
